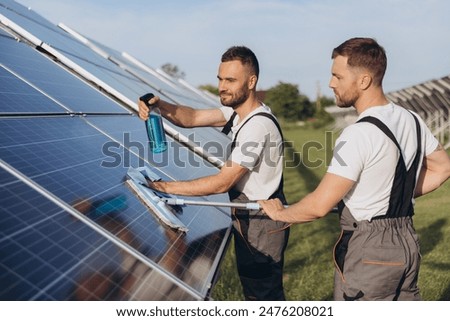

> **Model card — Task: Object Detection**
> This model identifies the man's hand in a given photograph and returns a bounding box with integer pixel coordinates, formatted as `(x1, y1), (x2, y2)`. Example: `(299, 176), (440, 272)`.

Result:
(258, 198), (285, 221)
(258, 173), (355, 224)
(141, 160), (248, 197)
(145, 178), (167, 193)
(138, 95), (160, 121)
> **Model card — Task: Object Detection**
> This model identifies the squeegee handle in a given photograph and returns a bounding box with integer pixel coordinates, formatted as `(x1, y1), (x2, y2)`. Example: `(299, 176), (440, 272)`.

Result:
(235, 202), (289, 210)
(161, 197), (337, 213)
(160, 197), (260, 209)
(163, 198), (185, 206)
(245, 202), (261, 210)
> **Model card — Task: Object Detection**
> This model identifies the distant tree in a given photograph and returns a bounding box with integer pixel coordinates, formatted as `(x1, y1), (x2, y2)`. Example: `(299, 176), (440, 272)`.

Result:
(317, 96), (336, 108)
(161, 63), (185, 79)
(199, 84), (219, 96)
(264, 82), (314, 121)
(311, 95), (335, 128)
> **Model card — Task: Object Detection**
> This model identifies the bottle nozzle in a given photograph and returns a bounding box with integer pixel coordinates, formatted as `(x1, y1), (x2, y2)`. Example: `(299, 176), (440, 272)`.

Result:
(139, 93), (155, 107)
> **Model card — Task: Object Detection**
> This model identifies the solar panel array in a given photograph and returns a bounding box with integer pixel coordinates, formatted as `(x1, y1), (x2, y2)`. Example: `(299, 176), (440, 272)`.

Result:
(0, 0), (233, 300)
(386, 76), (450, 149)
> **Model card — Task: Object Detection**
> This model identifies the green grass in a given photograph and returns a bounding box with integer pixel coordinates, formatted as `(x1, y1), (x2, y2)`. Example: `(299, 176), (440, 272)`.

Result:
(211, 126), (450, 301)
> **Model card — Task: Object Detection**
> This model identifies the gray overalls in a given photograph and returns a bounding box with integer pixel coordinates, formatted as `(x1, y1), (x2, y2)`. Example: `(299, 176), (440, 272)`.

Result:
(222, 112), (290, 300)
(334, 114), (422, 300)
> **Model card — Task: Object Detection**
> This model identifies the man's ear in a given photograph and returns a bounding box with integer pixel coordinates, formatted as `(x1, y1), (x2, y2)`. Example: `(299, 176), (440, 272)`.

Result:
(360, 74), (372, 90)
(248, 75), (258, 90)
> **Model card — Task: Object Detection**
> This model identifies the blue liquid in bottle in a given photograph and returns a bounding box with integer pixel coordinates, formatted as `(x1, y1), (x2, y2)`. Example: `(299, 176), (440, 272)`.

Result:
(145, 107), (167, 153)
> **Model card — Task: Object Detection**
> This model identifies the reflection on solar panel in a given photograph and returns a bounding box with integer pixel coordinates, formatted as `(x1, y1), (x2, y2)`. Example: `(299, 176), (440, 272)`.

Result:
(1, 0), (232, 300)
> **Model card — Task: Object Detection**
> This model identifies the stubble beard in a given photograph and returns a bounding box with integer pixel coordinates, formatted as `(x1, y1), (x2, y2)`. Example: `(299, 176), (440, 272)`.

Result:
(220, 87), (249, 109)
(335, 88), (359, 108)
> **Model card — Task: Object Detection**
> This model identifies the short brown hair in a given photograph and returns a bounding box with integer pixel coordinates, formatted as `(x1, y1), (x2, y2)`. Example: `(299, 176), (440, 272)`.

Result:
(332, 37), (387, 86)
(221, 46), (259, 80)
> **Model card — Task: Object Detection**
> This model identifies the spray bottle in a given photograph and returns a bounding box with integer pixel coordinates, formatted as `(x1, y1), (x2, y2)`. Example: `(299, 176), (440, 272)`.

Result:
(139, 93), (167, 153)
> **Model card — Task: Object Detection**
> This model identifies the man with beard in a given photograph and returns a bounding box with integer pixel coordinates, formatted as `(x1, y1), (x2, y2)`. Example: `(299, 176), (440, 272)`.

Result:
(137, 46), (289, 300)
(259, 37), (450, 300)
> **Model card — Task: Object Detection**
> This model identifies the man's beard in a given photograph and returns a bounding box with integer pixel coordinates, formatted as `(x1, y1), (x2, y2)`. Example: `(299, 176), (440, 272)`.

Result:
(335, 88), (359, 108)
(220, 87), (249, 109)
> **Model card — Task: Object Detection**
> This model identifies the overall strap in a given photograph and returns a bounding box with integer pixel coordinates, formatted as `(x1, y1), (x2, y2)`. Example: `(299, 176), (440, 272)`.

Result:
(356, 113), (421, 218)
(230, 112), (284, 151)
(357, 116), (402, 151)
(221, 111), (238, 135)
(227, 112), (286, 204)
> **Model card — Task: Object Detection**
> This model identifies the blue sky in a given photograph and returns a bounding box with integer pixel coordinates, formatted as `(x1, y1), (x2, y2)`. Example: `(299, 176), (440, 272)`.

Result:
(21, 0), (450, 100)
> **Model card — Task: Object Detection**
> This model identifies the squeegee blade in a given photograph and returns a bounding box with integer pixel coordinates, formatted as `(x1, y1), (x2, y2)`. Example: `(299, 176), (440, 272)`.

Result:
(125, 179), (188, 233)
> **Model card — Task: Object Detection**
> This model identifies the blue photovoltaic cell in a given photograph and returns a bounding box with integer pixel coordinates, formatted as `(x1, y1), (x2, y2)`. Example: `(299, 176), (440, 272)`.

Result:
(0, 169), (198, 300)
(0, 29), (131, 114)
(0, 65), (67, 113)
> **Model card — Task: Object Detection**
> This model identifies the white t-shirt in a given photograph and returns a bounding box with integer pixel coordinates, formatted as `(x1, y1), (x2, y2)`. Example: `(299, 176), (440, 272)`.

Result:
(220, 105), (284, 200)
(327, 102), (439, 221)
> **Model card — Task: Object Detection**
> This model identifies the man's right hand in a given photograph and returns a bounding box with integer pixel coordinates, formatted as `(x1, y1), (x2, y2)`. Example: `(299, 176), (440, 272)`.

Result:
(138, 95), (160, 121)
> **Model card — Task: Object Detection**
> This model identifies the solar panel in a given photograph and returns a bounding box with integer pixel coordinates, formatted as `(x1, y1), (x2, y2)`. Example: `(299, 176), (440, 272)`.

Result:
(61, 24), (215, 109)
(0, 31), (130, 115)
(0, 166), (210, 300)
(0, 64), (67, 114)
(1, 1), (230, 164)
(0, 0), (232, 301)
(55, 23), (231, 162)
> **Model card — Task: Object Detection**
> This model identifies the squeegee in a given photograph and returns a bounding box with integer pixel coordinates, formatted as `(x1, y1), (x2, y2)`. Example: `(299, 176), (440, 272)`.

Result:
(126, 166), (188, 232)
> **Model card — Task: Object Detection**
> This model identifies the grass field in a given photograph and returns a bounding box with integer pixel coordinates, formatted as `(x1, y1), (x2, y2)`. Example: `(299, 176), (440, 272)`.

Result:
(211, 125), (450, 301)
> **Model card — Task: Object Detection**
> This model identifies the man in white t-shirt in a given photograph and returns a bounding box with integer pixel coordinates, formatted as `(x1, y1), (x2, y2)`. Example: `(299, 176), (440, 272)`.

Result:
(138, 46), (289, 300)
(259, 37), (450, 300)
